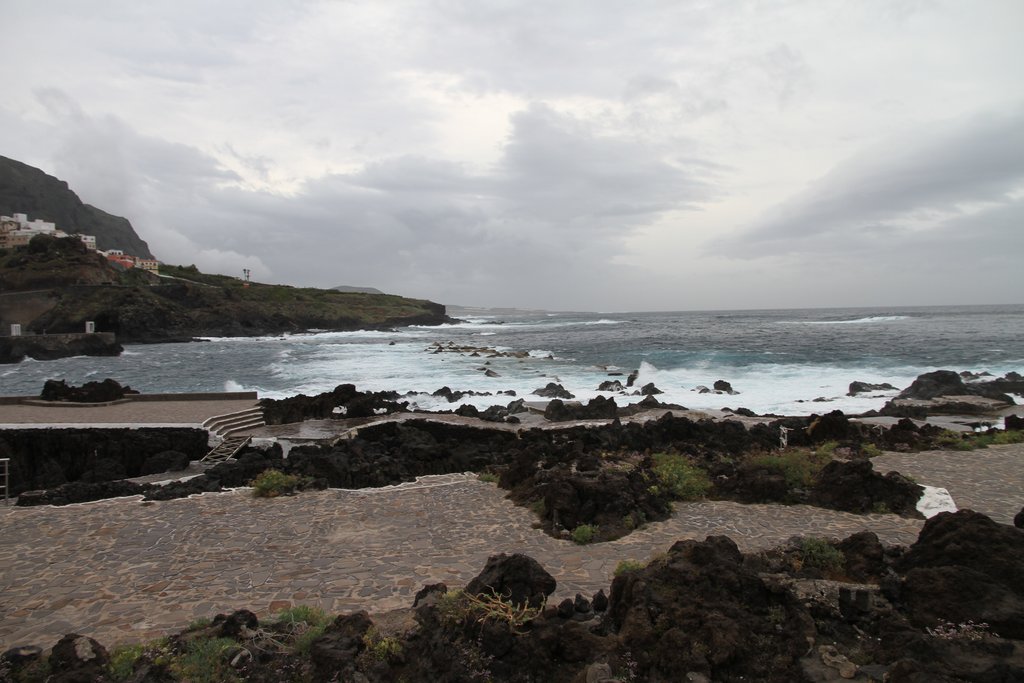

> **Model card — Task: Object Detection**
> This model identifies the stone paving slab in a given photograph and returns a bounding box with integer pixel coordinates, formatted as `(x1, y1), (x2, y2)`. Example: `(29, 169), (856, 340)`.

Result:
(0, 398), (260, 427)
(874, 444), (1024, 525)
(0, 444), (1020, 651)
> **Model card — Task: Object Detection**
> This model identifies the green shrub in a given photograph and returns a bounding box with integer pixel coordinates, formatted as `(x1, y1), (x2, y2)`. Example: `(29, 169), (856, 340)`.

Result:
(361, 627), (403, 662)
(250, 469), (307, 497)
(936, 430), (973, 451)
(651, 453), (711, 500)
(800, 538), (844, 573)
(478, 472), (499, 483)
(861, 443), (882, 458)
(107, 644), (146, 681)
(750, 449), (829, 488)
(275, 604), (330, 654)
(571, 524), (598, 545)
(172, 637), (241, 683)
(614, 559), (645, 576)
(992, 429), (1024, 445)
(815, 441), (840, 456)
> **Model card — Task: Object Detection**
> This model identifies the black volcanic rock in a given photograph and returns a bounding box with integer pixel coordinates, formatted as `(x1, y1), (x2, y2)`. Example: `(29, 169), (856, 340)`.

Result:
(531, 382), (574, 399)
(809, 460), (923, 516)
(848, 380), (896, 395)
(607, 536), (811, 681)
(894, 510), (1024, 639)
(897, 369), (1014, 403)
(40, 378), (137, 403)
(465, 553), (556, 609)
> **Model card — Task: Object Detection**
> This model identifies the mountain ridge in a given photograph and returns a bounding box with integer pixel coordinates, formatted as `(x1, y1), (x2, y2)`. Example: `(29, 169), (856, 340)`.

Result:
(0, 155), (154, 258)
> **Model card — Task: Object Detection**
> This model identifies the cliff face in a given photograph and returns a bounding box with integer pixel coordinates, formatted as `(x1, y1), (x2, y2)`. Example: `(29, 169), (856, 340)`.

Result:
(0, 155), (154, 258)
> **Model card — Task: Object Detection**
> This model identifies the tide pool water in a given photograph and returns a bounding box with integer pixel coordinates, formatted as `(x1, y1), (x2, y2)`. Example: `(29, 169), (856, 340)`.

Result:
(2, 304), (1021, 416)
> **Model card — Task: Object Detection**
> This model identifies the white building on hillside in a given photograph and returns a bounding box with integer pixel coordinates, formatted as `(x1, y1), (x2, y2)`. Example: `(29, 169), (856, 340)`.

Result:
(0, 212), (97, 250)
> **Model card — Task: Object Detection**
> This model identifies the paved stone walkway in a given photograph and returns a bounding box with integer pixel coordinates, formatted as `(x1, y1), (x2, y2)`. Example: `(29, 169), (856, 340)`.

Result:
(0, 398), (260, 428)
(874, 445), (1024, 525)
(1, 445), (1021, 650)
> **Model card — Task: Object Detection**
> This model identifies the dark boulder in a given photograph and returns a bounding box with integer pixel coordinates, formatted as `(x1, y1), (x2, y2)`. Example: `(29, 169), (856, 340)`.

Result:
(894, 510), (1024, 639)
(898, 370), (1014, 403)
(1016, 506), (1024, 529)
(848, 381), (896, 396)
(40, 378), (138, 403)
(639, 382), (662, 396)
(837, 531), (888, 582)
(713, 379), (738, 394)
(465, 553), (557, 609)
(531, 383), (575, 399)
(598, 379), (624, 392)
(48, 634), (109, 683)
(809, 460), (922, 516)
(806, 410), (858, 443)
(544, 396), (618, 422)
(1006, 414), (1024, 431)
(607, 536), (811, 681)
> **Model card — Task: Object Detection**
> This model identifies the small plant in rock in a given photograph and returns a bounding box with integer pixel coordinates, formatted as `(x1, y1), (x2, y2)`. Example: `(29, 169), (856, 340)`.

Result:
(250, 469), (309, 498)
(799, 537), (844, 573)
(751, 449), (830, 488)
(651, 453), (711, 500)
(571, 523), (598, 545)
(360, 627), (403, 663)
(927, 620), (996, 641)
(936, 430), (974, 451)
(441, 588), (543, 634)
(861, 443), (883, 457)
(275, 605), (330, 655)
(172, 636), (242, 683)
(614, 559), (645, 576)
(477, 471), (499, 483)
(107, 638), (174, 681)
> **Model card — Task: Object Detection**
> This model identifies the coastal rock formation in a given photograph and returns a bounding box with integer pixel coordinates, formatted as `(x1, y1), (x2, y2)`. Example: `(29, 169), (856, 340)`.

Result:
(260, 383), (408, 424)
(531, 382), (575, 399)
(892, 510), (1024, 639)
(0, 332), (122, 364)
(847, 380), (896, 395)
(808, 460), (923, 516)
(880, 369), (1017, 416)
(608, 536), (811, 681)
(40, 378), (138, 403)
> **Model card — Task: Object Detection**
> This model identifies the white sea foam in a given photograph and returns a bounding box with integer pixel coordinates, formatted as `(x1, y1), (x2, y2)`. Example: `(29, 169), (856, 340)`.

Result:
(784, 315), (911, 325)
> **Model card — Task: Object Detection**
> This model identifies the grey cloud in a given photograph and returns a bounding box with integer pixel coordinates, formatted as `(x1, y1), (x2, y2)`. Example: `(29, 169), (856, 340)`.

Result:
(722, 106), (1024, 257)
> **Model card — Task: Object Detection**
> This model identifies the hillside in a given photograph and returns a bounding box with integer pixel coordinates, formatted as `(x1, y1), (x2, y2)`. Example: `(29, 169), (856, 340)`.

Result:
(0, 236), (448, 343)
(0, 155), (154, 258)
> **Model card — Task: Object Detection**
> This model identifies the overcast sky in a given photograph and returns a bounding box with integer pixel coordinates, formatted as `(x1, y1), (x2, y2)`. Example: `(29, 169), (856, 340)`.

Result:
(2, 1), (1022, 311)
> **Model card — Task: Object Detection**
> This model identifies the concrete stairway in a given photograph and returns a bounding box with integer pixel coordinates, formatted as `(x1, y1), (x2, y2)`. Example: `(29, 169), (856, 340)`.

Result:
(202, 406), (265, 439)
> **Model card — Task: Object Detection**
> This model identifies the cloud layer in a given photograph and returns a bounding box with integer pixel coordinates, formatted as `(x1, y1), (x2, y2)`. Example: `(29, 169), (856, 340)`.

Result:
(1, 0), (1021, 310)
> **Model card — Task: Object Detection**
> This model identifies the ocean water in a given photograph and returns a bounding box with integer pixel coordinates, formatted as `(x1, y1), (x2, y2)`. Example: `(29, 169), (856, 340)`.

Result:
(2, 304), (1022, 416)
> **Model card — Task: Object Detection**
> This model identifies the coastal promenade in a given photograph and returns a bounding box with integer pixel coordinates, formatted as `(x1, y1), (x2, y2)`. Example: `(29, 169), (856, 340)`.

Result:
(0, 396), (260, 428)
(2, 443), (1022, 650)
